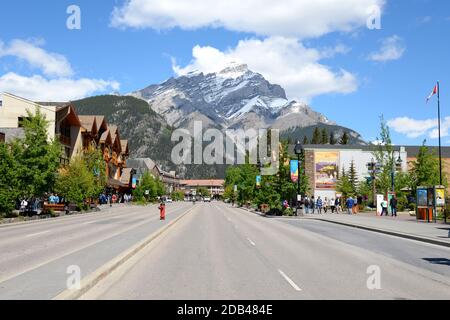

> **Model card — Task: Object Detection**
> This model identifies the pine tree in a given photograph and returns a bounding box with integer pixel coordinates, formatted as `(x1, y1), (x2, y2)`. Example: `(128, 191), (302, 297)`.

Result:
(339, 132), (349, 145)
(311, 127), (321, 144)
(329, 132), (337, 145)
(303, 135), (309, 145)
(348, 160), (358, 195)
(321, 128), (329, 144)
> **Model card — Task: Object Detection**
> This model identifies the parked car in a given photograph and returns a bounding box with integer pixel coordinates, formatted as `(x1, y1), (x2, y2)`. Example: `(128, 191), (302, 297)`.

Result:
(165, 198), (173, 203)
(203, 197), (211, 202)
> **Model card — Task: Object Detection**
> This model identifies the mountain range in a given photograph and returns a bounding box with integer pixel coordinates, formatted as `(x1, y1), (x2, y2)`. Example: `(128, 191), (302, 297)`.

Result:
(73, 62), (365, 178)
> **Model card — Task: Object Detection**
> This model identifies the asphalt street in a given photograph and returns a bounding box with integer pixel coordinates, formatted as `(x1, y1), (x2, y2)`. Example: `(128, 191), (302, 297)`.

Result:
(83, 202), (450, 300)
(0, 202), (193, 300)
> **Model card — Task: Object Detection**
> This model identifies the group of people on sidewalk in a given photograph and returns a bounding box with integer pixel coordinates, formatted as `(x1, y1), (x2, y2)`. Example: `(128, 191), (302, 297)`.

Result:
(302, 196), (359, 215)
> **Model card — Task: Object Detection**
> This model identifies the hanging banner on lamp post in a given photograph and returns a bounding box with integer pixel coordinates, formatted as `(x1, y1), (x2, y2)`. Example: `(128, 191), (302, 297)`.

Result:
(290, 160), (299, 183)
(256, 175), (261, 188)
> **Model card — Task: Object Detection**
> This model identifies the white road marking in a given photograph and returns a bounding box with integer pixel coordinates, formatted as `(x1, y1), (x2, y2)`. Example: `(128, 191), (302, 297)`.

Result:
(247, 238), (256, 246)
(25, 230), (50, 238)
(278, 269), (302, 291)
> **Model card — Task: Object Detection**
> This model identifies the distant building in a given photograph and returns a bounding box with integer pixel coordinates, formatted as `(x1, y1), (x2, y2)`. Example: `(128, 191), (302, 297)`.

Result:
(180, 179), (225, 198)
(290, 144), (450, 198)
(127, 158), (180, 194)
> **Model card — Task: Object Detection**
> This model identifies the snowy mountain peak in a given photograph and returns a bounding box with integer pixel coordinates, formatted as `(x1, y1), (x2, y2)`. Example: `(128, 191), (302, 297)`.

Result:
(131, 65), (341, 132)
(217, 62), (249, 79)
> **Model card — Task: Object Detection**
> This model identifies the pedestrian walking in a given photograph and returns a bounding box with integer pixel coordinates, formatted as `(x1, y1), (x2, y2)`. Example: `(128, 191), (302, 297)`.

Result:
(346, 197), (354, 215)
(335, 197), (341, 214)
(304, 197), (310, 214)
(310, 196), (315, 214)
(20, 199), (28, 213)
(390, 196), (398, 217)
(316, 197), (323, 214)
(380, 198), (388, 216)
(330, 198), (336, 213)
(323, 197), (329, 213)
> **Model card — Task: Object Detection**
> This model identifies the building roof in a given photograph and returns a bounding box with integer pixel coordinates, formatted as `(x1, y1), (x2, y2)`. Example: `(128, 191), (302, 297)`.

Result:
(120, 168), (133, 185)
(78, 115), (97, 132)
(181, 179), (225, 187)
(288, 144), (450, 158)
(121, 140), (129, 153)
(405, 146), (450, 158)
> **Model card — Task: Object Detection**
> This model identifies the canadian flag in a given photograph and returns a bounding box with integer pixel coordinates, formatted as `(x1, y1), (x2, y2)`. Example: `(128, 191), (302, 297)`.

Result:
(426, 84), (438, 103)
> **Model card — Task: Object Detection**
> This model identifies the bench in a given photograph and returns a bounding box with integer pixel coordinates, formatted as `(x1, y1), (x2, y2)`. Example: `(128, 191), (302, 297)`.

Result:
(43, 204), (66, 212)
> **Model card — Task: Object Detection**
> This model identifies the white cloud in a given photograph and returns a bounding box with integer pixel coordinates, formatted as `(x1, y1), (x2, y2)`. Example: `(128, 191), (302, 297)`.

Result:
(368, 35), (405, 62)
(0, 39), (73, 77)
(387, 116), (450, 139)
(172, 37), (357, 101)
(111, 0), (385, 39)
(0, 72), (120, 101)
(0, 39), (120, 101)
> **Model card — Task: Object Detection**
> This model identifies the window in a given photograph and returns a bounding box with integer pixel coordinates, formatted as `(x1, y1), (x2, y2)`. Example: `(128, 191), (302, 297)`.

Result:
(18, 117), (31, 128)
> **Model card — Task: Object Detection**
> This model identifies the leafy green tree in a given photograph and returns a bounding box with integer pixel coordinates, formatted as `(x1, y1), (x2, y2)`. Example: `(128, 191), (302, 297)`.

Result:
(196, 187), (211, 198)
(171, 190), (185, 201)
(54, 156), (98, 210)
(132, 171), (163, 203)
(336, 167), (354, 198)
(16, 108), (61, 198)
(83, 146), (107, 198)
(0, 141), (22, 214)
(410, 141), (447, 191)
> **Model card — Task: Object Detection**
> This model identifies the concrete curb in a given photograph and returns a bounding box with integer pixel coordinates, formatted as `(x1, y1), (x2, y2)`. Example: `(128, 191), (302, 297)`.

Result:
(53, 205), (196, 300)
(0, 204), (134, 229)
(310, 218), (450, 248)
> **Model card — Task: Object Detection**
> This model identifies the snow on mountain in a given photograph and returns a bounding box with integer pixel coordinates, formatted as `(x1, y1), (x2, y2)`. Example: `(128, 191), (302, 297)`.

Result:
(130, 62), (359, 135)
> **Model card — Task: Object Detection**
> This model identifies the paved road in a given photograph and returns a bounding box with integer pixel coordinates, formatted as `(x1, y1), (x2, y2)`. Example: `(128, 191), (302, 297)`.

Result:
(0, 202), (194, 300)
(85, 202), (450, 300)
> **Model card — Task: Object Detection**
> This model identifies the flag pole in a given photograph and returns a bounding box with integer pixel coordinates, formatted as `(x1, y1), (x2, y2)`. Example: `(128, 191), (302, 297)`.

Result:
(437, 81), (442, 186)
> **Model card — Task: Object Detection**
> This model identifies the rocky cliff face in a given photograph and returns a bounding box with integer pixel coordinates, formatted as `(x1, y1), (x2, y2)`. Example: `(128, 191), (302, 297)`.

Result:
(130, 62), (348, 135)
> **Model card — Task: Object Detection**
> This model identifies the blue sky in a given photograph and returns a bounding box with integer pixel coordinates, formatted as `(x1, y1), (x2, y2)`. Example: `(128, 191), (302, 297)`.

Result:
(1, 0), (449, 146)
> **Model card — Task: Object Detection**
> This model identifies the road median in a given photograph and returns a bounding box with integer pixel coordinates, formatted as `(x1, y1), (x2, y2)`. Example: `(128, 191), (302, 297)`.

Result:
(53, 204), (196, 300)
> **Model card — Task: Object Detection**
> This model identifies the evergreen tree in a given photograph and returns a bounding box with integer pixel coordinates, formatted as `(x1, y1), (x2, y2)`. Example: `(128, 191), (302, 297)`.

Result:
(311, 127), (321, 144)
(339, 132), (349, 145)
(329, 132), (337, 145)
(303, 135), (309, 145)
(348, 160), (358, 195)
(321, 128), (329, 144)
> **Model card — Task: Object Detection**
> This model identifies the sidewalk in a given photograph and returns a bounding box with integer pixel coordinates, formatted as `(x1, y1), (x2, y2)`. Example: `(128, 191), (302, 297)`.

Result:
(303, 211), (450, 247)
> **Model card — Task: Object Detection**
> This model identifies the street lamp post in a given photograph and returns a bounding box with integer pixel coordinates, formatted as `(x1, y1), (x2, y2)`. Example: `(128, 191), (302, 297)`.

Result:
(391, 151), (403, 193)
(294, 141), (304, 216)
(367, 158), (377, 207)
